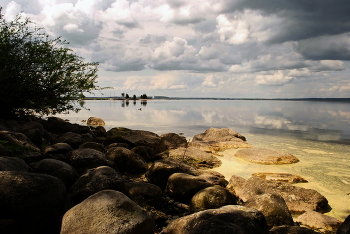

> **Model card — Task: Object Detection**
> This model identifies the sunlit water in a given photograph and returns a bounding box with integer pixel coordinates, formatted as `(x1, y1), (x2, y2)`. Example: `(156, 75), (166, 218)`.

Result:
(54, 99), (350, 220)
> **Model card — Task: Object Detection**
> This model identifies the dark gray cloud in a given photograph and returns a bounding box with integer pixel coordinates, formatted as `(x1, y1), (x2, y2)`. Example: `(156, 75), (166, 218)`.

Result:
(223, 0), (350, 43)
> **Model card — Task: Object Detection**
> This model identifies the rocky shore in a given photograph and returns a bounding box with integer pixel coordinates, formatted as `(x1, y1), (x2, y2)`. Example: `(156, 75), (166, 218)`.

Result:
(0, 116), (349, 234)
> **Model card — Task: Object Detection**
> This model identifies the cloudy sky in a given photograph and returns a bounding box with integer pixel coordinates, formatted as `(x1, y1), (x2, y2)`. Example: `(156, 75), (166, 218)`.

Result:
(2, 0), (350, 98)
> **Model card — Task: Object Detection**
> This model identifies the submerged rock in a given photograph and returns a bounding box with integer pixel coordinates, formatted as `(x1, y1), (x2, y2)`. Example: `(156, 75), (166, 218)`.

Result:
(252, 172), (308, 183)
(234, 147), (299, 165)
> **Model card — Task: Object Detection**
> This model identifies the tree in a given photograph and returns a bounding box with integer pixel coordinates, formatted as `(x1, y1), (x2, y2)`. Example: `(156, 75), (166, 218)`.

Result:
(140, 94), (148, 99)
(132, 94), (136, 100)
(125, 93), (129, 99)
(0, 9), (100, 117)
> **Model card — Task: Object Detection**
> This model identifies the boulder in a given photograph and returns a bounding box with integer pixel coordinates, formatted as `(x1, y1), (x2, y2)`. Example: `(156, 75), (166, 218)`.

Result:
(87, 117), (105, 126)
(0, 171), (70, 234)
(0, 130), (40, 154)
(337, 215), (350, 234)
(57, 132), (83, 149)
(160, 147), (222, 169)
(126, 181), (163, 203)
(0, 119), (21, 132)
(0, 156), (28, 171)
(269, 226), (321, 234)
(295, 211), (342, 234)
(43, 142), (73, 155)
(106, 127), (167, 153)
(67, 148), (116, 174)
(146, 158), (199, 189)
(41, 117), (79, 134)
(0, 144), (11, 156)
(162, 205), (269, 234)
(252, 172), (308, 183)
(236, 177), (329, 214)
(197, 173), (229, 187)
(234, 147), (299, 165)
(61, 190), (155, 234)
(79, 142), (105, 152)
(131, 146), (159, 162)
(160, 133), (188, 149)
(30, 158), (79, 190)
(244, 193), (294, 228)
(90, 125), (107, 137)
(226, 174), (247, 198)
(189, 128), (251, 153)
(166, 173), (213, 202)
(69, 166), (129, 206)
(23, 128), (42, 147)
(189, 186), (238, 213)
(21, 121), (45, 137)
(106, 142), (130, 150)
(106, 147), (148, 174)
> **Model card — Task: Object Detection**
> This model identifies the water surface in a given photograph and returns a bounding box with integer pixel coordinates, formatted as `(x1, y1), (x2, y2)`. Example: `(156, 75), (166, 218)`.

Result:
(54, 99), (350, 220)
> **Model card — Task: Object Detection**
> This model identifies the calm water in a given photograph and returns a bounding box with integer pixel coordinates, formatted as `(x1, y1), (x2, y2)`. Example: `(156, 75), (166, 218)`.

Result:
(54, 99), (350, 220)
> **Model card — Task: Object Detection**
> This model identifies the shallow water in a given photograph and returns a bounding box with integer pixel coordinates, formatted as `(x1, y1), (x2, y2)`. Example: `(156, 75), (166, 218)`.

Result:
(54, 99), (350, 220)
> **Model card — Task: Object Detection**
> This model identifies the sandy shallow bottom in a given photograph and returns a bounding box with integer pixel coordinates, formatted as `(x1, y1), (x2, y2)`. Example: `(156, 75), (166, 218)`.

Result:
(211, 133), (350, 221)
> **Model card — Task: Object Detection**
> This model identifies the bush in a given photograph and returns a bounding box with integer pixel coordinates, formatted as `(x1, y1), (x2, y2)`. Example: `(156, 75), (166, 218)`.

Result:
(0, 9), (100, 118)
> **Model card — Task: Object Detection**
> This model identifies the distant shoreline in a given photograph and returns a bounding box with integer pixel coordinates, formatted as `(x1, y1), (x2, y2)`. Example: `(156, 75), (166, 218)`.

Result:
(84, 97), (350, 103)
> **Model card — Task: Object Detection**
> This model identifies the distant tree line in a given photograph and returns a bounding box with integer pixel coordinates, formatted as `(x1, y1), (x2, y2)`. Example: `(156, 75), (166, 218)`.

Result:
(121, 93), (148, 99)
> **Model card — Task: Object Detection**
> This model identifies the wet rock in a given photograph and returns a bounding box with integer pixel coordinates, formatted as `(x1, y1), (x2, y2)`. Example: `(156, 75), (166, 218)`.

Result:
(0, 144), (11, 156)
(0, 130), (40, 153)
(295, 211), (342, 234)
(131, 146), (159, 162)
(90, 125), (107, 137)
(21, 121), (45, 137)
(69, 166), (129, 205)
(166, 173), (213, 202)
(337, 215), (350, 234)
(234, 147), (299, 165)
(189, 127), (251, 153)
(0, 171), (70, 234)
(41, 117), (79, 134)
(189, 186), (238, 213)
(197, 173), (229, 187)
(146, 158), (199, 190)
(106, 147), (148, 174)
(61, 190), (155, 234)
(126, 181), (163, 204)
(57, 132), (83, 149)
(43, 142), (73, 155)
(23, 128), (42, 148)
(0, 156), (28, 171)
(226, 174), (247, 198)
(269, 226), (321, 234)
(105, 142), (130, 150)
(79, 142), (105, 152)
(236, 177), (329, 214)
(244, 193), (294, 228)
(30, 158), (79, 190)
(106, 127), (167, 153)
(86, 117), (105, 126)
(160, 147), (222, 169)
(161, 133), (188, 149)
(162, 205), (269, 234)
(67, 148), (116, 174)
(252, 172), (308, 183)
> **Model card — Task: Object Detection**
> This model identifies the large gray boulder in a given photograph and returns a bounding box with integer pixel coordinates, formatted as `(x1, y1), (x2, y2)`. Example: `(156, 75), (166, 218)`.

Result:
(234, 147), (299, 165)
(235, 177), (329, 214)
(162, 205), (269, 234)
(166, 173), (212, 202)
(0, 156), (28, 171)
(21, 121), (45, 136)
(43, 142), (73, 155)
(295, 211), (342, 234)
(69, 166), (129, 206)
(146, 158), (199, 189)
(0, 171), (70, 234)
(67, 148), (116, 174)
(79, 141), (105, 152)
(131, 146), (158, 162)
(106, 147), (148, 174)
(0, 130), (40, 154)
(61, 190), (155, 234)
(189, 128), (251, 153)
(160, 147), (222, 169)
(30, 158), (79, 190)
(189, 186), (238, 213)
(244, 193), (294, 228)
(126, 181), (163, 204)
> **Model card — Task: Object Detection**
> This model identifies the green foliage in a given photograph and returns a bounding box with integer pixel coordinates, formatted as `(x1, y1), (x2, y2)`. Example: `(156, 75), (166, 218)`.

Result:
(0, 9), (101, 117)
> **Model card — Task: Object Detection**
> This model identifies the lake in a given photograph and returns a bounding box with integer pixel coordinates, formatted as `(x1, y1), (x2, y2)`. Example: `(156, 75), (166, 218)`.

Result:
(54, 99), (350, 220)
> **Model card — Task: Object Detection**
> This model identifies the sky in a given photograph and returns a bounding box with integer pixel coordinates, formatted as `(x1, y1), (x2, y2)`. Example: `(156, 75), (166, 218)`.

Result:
(2, 0), (350, 98)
